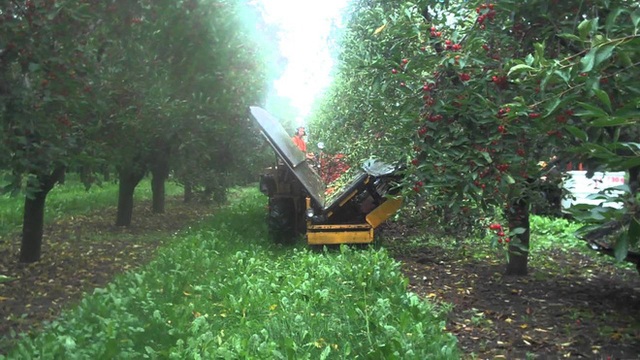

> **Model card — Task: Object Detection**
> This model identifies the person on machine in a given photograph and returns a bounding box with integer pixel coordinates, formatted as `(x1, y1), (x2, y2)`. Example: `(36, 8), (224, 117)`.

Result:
(292, 126), (314, 160)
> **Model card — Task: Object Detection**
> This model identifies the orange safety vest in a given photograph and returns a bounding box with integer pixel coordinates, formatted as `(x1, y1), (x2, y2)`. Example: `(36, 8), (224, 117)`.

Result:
(292, 135), (306, 153)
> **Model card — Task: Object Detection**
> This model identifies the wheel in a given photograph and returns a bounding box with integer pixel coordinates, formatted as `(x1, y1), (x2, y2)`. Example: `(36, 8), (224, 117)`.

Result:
(268, 198), (296, 244)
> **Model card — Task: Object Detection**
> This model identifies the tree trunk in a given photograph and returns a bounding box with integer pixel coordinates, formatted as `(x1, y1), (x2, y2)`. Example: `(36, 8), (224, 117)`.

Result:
(19, 166), (66, 263)
(505, 197), (530, 276)
(116, 166), (146, 226)
(151, 173), (165, 213)
(150, 146), (170, 214)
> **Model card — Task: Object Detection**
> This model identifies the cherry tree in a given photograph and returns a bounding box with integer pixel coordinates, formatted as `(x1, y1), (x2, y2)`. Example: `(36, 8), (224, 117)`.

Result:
(313, 0), (640, 274)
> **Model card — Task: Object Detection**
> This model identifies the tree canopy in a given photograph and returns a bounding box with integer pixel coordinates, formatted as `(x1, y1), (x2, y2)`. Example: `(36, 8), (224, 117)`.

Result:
(312, 0), (640, 274)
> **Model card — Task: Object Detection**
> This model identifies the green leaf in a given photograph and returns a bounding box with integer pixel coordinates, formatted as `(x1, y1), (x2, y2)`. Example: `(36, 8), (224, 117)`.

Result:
(507, 64), (534, 77)
(618, 50), (633, 67)
(524, 54), (534, 66)
(578, 18), (598, 40)
(544, 97), (562, 116)
(505, 174), (515, 184)
(510, 227), (526, 235)
(593, 88), (612, 112)
(631, 8), (640, 30)
(619, 142), (640, 151)
(509, 240), (529, 253)
(580, 48), (597, 72)
(613, 107), (640, 119)
(576, 102), (608, 118)
(481, 152), (492, 164)
(591, 117), (633, 127)
(63, 336), (77, 350)
(614, 232), (629, 262)
(629, 217), (640, 247)
(533, 42), (546, 64)
(28, 63), (41, 72)
(565, 126), (588, 142)
(553, 69), (570, 84)
(557, 33), (583, 42)
(594, 44), (615, 67)
(605, 8), (626, 33)
(0, 275), (16, 283)
(618, 157), (640, 169)
(589, 207), (607, 221)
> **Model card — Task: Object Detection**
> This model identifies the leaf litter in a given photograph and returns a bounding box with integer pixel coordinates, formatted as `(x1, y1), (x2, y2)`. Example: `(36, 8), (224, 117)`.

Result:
(385, 223), (640, 359)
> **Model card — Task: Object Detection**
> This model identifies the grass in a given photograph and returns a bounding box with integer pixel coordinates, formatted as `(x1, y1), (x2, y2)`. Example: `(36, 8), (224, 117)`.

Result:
(384, 210), (636, 274)
(0, 175), (184, 236)
(1, 188), (460, 359)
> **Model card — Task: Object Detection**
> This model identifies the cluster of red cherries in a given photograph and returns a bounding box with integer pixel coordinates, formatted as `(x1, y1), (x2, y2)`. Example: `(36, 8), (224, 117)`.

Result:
(488, 223), (510, 244)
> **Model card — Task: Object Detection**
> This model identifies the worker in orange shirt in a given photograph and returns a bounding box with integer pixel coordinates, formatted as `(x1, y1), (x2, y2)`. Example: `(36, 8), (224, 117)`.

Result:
(292, 126), (314, 159)
(292, 126), (307, 152)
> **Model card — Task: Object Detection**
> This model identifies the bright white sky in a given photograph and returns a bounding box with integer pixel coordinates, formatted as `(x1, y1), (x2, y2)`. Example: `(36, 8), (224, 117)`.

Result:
(257, 0), (349, 125)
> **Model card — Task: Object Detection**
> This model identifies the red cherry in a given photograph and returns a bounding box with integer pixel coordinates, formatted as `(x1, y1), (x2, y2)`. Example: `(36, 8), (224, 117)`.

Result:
(488, 223), (502, 230)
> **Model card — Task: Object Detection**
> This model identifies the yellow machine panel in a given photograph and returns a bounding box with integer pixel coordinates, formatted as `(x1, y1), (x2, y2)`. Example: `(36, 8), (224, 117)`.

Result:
(307, 228), (374, 244)
(366, 197), (403, 229)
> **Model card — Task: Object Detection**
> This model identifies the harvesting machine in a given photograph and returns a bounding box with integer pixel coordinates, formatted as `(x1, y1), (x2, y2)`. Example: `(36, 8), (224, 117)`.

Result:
(250, 106), (403, 245)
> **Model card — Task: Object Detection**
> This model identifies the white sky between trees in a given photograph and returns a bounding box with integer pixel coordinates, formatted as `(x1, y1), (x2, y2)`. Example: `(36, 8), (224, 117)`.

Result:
(256, 0), (349, 126)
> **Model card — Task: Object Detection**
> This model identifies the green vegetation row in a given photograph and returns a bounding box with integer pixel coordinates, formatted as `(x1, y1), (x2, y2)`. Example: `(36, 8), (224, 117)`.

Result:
(2, 188), (459, 359)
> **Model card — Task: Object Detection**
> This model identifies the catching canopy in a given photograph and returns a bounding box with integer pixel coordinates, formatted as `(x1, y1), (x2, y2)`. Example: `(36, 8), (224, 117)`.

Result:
(250, 106), (396, 212)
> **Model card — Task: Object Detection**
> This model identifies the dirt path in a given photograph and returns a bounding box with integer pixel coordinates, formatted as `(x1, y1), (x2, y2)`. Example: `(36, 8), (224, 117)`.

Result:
(394, 245), (640, 359)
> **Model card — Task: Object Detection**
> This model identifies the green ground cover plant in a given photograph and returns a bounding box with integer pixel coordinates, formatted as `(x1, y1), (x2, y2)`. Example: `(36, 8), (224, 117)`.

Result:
(2, 188), (459, 359)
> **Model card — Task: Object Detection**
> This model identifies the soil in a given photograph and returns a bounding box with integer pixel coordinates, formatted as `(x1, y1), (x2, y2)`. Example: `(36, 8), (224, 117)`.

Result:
(384, 224), (640, 360)
(1, 201), (640, 359)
